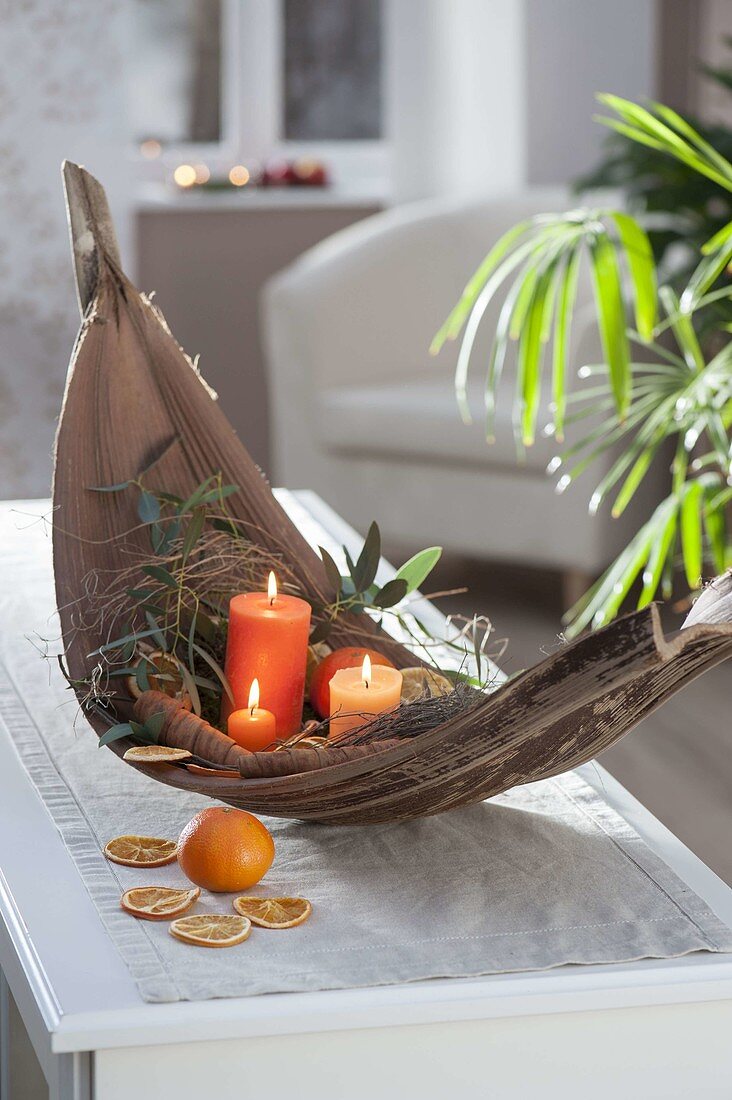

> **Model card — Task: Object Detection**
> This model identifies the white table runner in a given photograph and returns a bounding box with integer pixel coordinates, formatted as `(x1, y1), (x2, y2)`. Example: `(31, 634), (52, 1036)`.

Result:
(2, 500), (731, 1003)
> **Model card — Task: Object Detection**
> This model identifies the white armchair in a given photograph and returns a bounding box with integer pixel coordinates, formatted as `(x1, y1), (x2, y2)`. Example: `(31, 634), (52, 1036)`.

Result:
(261, 192), (662, 603)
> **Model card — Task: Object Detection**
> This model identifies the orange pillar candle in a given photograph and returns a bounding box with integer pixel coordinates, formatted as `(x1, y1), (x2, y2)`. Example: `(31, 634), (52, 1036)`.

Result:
(329, 655), (403, 740)
(227, 680), (277, 751)
(223, 572), (311, 737)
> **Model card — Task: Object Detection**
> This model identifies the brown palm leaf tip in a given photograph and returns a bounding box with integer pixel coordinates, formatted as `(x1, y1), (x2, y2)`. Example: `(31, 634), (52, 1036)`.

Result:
(53, 162), (732, 825)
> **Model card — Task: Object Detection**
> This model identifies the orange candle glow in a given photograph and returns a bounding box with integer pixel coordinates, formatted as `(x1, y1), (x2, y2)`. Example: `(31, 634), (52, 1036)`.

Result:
(227, 679), (277, 751)
(223, 572), (311, 737)
(329, 654), (403, 740)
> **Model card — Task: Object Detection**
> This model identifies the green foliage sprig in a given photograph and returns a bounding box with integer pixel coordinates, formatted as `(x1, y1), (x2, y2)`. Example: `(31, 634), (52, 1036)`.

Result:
(312, 521), (442, 643)
(70, 476), (499, 743)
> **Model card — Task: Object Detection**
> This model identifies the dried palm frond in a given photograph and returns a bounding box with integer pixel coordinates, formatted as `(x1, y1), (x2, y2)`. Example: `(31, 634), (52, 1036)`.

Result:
(53, 163), (732, 825)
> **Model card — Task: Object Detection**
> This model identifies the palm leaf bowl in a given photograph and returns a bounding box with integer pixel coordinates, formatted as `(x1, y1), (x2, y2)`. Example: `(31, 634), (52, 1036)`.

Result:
(52, 163), (732, 826)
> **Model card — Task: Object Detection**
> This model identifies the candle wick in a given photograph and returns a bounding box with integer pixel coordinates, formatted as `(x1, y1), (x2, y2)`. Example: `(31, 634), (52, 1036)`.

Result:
(250, 705), (256, 717)
(269, 596), (275, 607)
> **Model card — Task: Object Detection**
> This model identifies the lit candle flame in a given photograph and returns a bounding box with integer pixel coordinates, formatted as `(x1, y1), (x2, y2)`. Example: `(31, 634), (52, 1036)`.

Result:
(268, 571), (277, 605)
(173, 163), (197, 188)
(362, 653), (372, 689)
(248, 678), (260, 714)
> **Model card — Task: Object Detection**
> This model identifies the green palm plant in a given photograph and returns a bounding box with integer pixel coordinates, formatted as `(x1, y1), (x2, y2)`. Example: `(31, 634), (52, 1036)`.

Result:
(432, 95), (732, 636)
(575, 43), (732, 339)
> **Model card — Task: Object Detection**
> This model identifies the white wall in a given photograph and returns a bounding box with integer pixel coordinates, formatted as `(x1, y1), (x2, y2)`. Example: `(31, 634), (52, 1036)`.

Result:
(526, 0), (658, 185)
(386, 0), (527, 202)
(388, 0), (658, 201)
(0, 1), (132, 499)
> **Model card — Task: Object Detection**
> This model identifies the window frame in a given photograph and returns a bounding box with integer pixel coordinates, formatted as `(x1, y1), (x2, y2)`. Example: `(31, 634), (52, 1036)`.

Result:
(136, 0), (390, 195)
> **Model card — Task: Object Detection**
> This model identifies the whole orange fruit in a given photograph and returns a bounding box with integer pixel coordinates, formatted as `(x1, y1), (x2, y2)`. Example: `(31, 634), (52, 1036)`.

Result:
(177, 807), (274, 893)
(309, 646), (396, 718)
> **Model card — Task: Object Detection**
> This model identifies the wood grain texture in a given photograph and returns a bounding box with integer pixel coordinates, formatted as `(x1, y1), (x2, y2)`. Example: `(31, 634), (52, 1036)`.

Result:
(52, 164), (732, 825)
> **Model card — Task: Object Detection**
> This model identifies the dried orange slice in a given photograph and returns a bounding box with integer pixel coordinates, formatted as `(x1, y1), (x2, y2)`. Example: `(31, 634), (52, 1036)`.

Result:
(123, 745), (192, 764)
(400, 667), (454, 703)
(233, 896), (312, 928)
(126, 649), (188, 702)
(120, 886), (200, 921)
(169, 914), (251, 948)
(104, 835), (178, 867)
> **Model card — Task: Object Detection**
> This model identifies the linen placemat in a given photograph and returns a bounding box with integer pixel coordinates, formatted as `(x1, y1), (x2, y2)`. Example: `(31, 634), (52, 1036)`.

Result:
(2, 500), (731, 1003)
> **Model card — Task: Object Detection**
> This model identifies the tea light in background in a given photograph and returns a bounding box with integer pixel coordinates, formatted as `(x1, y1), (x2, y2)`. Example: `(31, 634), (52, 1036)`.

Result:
(173, 164), (197, 188)
(228, 164), (250, 187)
(193, 163), (211, 184)
(227, 679), (276, 752)
(140, 139), (162, 160)
(223, 571), (311, 736)
(329, 654), (403, 740)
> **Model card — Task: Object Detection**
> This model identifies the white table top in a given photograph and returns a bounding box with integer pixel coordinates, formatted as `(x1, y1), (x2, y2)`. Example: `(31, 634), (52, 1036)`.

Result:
(1, 491), (732, 1056)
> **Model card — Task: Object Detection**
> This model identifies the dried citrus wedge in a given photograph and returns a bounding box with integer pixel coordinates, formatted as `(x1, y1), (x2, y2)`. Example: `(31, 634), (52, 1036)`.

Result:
(104, 835), (178, 867)
(123, 745), (192, 764)
(126, 649), (187, 701)
(169, 914), (251, 948)
(400, 667), (454, 703)
(233, 896), (312, 929)
(120, 886), (200, 921)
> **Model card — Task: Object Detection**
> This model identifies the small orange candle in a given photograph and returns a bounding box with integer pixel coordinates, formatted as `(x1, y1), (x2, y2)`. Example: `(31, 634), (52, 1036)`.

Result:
(227, 679), (276, 751)
(329, 654), (403, 739)
(223, 572), (311, 736)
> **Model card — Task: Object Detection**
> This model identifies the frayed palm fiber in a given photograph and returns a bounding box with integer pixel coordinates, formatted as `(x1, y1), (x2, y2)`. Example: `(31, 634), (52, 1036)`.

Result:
(53, 163), (732, 825)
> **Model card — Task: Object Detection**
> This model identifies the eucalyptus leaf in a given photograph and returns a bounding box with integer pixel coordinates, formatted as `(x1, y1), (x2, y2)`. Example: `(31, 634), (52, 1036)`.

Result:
(141, 564), (178, 589)
(211, 517), (240, 538)
(138, 601), (166, 618)
(189, 640), (235, 706)
(344, 547), (357, 578)
(144, 611), (167, 650)
(88, 625), (164, 657)
(178, 662), (202, 716)
(138, 489), (161, 525)
(194, 609), (218, 645)
(372, 578), (408, 609)
(352, 522), (381, 592)
(319, 545), (344, 595)
(126, 587), (155, 601)
(98, 723), (133, 748)
(196, 485), (239, 506)
(88, 481), (131, 493)
(143, 711), (165, 740)
(135, 658), (151, 693)
(181, 507), (205, 560)
(396, 547), (442, 593)
(178, 475), (218, 515)
(151, 521), (167, 554)
(158, 517), (182, 554)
